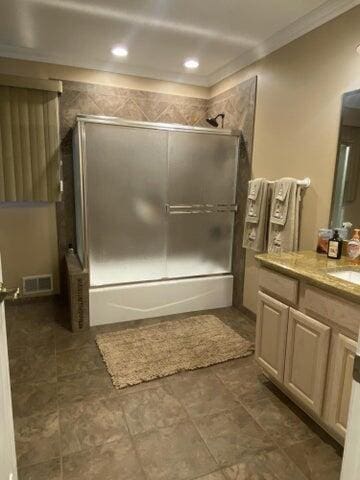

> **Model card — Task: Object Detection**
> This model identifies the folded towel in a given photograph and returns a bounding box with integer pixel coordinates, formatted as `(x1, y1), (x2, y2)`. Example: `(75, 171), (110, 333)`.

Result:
(246, 178), (264, 223)
(268, 178), (301, 253)
(248, 179), (262, 200)
(270, 178), (292, 226)
(243, 178), (269, 252)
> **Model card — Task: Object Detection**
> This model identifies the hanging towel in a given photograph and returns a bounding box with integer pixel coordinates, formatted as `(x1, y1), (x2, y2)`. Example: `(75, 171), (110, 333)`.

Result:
(243, 178), (269, 252)
(268, 178), (301, 253)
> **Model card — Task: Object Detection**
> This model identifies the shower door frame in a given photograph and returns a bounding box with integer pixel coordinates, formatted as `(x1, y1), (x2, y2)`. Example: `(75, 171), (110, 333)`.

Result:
(74, 114), (241, 281)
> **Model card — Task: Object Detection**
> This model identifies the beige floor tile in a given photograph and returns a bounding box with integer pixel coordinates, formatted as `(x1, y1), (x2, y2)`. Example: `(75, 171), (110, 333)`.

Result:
(62, 439), (145, 480)
(14, 411), (60, 468)
(194, 406), (276, 467)
(18, 458), (61, 480)
(167, 368), (239, 417)
(284, 437), (342, 480)
(121, 385), (187, 435)
(59, 396), (129, 455)
(57, 368), (114, 404)
(239, 391), (315, 447)
(9, 345), (57, 384)
(222, 449), (307, 479)
(11, 381), (58, 418)
(56, 346), (104, 376)
(134, 420), (217, 480)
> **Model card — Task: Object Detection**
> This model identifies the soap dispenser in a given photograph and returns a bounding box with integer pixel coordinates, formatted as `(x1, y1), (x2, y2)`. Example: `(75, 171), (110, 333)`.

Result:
(347, 229), (360, 261)
(327, 229), (343, 259)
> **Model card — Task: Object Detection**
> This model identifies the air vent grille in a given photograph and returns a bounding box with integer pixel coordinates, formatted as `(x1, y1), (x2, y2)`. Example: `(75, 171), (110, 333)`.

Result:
(22, 275), (53, 295)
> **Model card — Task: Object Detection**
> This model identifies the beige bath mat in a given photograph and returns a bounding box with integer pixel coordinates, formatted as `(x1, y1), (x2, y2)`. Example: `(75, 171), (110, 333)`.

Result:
(96, 315), (254, 389)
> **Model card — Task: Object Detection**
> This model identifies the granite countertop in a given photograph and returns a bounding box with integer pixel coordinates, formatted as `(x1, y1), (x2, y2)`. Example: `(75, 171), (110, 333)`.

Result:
(255, 250), (360, 304)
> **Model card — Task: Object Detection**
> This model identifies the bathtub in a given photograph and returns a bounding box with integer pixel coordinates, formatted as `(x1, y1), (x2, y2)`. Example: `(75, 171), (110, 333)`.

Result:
(89, 274), (233, 326)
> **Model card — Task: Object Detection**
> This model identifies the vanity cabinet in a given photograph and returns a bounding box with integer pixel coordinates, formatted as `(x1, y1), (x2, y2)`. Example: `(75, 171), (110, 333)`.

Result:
(256, 291), (288, 382)
(256, 265), (360, 444)
(326, 333), (357, 437)
(284, 309), (330, 416)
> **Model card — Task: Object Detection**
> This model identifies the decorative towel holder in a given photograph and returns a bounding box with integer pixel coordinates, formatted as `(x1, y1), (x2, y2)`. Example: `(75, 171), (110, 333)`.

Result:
(268, 177), (311, 188)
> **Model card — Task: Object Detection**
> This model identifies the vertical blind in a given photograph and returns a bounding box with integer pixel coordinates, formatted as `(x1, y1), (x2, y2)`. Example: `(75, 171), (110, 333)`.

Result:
(0, 84), (61, 202)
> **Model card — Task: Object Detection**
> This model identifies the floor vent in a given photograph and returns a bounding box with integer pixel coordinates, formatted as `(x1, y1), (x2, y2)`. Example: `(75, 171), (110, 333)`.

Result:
(22, 274), (53, 295)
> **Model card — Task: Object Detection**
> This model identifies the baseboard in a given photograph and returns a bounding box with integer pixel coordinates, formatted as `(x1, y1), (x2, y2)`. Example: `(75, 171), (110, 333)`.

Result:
(5, 293), (62, 306)
(236, 304), (256, 322)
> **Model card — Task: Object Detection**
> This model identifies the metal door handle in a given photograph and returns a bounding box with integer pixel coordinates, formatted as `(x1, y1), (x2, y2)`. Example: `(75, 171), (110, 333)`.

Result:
(0, 283), (19, 303)
(166, 204), (238, 214)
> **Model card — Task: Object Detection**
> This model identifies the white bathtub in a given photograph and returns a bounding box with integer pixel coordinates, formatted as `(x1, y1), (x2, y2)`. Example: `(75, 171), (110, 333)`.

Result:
(89, 274), (233, 326)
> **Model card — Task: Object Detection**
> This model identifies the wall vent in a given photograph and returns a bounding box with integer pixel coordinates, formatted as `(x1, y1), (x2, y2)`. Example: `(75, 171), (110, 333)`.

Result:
(22, 274), (53, 295)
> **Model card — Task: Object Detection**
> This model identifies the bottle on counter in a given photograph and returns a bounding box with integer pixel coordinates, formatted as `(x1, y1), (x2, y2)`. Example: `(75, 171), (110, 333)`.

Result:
(347, 229), (360, 261)
(327, 229), (343, 259)
(316, 228), (333, 254)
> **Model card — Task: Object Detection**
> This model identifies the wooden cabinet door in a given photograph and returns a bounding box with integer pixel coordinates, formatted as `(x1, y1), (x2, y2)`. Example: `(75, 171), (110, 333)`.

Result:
(256, 291), (289, 382)
(327, 334), (357, 439)
(284, 309), (331, 415)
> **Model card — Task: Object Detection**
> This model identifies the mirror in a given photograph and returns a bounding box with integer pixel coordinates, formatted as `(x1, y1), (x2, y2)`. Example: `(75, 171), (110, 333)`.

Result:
(331, 89), (360, 230)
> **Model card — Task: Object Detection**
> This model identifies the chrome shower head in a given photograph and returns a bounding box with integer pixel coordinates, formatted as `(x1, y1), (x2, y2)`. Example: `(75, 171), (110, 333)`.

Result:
(206, 113), (225, 128)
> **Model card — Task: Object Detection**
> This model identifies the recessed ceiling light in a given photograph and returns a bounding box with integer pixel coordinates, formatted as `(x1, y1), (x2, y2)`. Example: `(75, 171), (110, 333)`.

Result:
(111, 46), (128, 57)
(184, 58), (199, 69)
(357, 44), (360, 54)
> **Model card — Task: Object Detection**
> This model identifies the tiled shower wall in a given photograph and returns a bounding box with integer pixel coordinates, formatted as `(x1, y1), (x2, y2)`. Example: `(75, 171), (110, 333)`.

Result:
(57, 77), (257, 309)
(208, 77), (257, 309)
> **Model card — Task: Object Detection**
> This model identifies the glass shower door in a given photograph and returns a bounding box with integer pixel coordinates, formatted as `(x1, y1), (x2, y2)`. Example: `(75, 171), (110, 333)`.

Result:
(166, 131), (238, 278)
(85, 123), (168, 286)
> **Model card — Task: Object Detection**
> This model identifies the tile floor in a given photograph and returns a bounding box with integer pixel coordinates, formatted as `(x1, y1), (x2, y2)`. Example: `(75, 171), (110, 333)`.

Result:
(5, 299), (343, 480)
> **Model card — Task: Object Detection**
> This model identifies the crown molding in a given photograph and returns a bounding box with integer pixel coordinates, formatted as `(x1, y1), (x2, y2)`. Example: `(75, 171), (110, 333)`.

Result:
(208, 0), (360, 86)
(0, 0), (358, 89)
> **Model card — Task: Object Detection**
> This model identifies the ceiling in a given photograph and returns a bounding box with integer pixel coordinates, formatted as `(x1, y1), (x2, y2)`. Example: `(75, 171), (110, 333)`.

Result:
(0, 0), (358, 86)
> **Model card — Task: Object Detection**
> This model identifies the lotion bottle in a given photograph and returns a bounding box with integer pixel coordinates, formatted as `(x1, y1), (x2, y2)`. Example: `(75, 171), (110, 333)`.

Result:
(347, 229), (360, 261)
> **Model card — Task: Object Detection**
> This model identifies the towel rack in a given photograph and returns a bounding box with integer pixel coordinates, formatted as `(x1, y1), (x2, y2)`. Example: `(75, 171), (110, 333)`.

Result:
(267, 177), (311, 188)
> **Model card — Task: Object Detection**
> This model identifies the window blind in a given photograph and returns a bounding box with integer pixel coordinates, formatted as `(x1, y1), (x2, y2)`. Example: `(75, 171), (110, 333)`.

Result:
(0, 85), (61, 202)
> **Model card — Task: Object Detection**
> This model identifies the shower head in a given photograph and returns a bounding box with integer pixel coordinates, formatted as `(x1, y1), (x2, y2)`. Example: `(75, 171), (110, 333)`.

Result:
(206, 113), (225, 128)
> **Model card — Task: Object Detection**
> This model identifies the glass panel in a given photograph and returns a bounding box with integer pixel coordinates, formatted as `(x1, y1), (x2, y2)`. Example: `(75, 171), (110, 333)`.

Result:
(167, 212), (234, 278)
(331, 88), (360, 229)
(167, 131), (238, 278)
(168, 131), (238, 204)
(332, 144), (350, 228)
(85, 123), (168, 286)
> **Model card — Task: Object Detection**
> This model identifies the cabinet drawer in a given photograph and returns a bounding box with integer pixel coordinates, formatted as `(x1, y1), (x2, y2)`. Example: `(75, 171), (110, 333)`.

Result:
(284, 309), (330, 416)
(259, 267), (298, 305)
(303, 286), (360, 335)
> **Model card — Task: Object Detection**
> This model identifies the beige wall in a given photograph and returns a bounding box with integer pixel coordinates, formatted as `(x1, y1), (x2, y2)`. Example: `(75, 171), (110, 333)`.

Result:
(0, 204), (59, 292)
(0, 58), (209, 99)
(211, 6), (360, 313)
(2, 5), (360, 301)
(0, 59), (208, 294)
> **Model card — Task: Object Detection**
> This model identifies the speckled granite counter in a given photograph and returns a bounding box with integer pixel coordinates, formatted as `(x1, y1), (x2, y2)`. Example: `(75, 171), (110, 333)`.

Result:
(256, 250), (360, 304)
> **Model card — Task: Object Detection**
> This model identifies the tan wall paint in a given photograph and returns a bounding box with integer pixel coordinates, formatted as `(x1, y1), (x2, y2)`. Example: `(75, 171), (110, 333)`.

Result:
(211, 6), (360, 313)
(0, 58), (208, 294)
(2, 6), (360, 302)
(0, 204), (59, 292)
(0, 57), (209, 99)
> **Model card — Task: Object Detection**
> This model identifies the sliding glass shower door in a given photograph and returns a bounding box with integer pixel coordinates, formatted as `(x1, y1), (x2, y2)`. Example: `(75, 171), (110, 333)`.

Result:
(81, 120), (239, 287)
(85, 123), (168, 286)
(167, 131), (238, 278)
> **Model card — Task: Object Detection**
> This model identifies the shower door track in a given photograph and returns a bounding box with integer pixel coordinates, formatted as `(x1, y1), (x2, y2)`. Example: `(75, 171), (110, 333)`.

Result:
(89, 272), (232, 290)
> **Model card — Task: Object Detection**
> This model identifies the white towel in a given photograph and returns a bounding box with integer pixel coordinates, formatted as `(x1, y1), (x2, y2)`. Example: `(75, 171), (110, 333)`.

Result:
(243, 178), (269, 252)
(268, 178), (301, 253)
